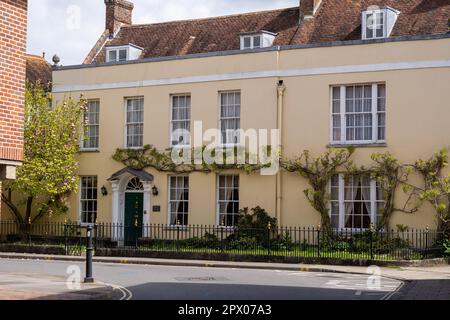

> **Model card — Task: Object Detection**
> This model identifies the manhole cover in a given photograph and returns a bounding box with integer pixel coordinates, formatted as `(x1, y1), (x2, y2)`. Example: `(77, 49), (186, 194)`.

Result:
(175, 277), (228, 282)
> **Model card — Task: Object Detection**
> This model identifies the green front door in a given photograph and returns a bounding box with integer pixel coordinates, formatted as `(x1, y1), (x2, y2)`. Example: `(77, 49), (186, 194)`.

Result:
(124, 193), (144, 246)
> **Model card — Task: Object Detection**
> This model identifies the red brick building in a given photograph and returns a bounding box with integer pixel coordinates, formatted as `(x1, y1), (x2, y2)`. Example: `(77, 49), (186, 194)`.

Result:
(0, 0), (27, 180)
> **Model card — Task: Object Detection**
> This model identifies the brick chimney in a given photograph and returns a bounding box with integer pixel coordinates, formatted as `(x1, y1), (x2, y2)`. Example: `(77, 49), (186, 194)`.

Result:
(105, 0), (134, 36)
(299, 0), (322, 19)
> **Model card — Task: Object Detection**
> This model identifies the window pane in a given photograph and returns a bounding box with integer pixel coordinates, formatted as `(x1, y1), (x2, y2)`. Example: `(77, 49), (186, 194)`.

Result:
(169, 176), (189, 226)
(332, 100), (340, 114)
(83, 101), (100, 149)
(338, 175), (381, 229)
(331, 211), (339, 229)
(108, 50), (117, 62)
(126, 98), (144, 148)
(332, 87), (340, 100)
(332, 115), (341, 141)
(218, 175), (240, 227)
(366, 26), (373, 39)
(376, 13), (384, 37)
(344, 85), (372, 142)
(244, 37), (251, 48)
(366, 13), (374, 38)
(377, 84), (386, 111)
(220, 92), (240, 145)
(80, 176), (97, 224)
(253, 36), (261, 48)
(171, 95), (191, 146)
(119, 49), (127, 61)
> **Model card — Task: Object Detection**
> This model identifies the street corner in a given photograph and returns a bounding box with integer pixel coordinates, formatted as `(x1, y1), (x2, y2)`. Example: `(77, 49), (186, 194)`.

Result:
(0, 272), (116, 300)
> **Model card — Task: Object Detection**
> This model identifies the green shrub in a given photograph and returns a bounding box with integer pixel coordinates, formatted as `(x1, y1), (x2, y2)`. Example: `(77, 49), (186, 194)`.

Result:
(332, 241), (351, 252)
(179, 232), (220, 249)
(237, 206), (277, 229)
(224, 206), (278, 248)
(270, 232), (294, 251)
(226, 237), (260, 250)
(444, 238), (450, 255)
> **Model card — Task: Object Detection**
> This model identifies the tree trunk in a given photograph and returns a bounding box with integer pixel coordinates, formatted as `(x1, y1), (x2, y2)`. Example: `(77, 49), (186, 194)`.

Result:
(19, 196), (34, 238)
(1, 193), (24, 224)
(25, 196), (33, 223)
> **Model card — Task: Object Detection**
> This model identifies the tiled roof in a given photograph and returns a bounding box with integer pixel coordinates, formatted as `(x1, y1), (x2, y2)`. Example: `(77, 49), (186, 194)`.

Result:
(26, 54), (52, 85)
(88, 0), (450, 64)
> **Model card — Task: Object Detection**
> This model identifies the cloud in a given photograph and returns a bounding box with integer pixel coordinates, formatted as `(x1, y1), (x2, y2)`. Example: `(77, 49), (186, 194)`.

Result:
(27, 0), (297, 66)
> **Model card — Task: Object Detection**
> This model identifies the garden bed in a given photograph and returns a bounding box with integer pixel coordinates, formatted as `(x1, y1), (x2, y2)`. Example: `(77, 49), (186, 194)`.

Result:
(94, 247), (446, 267)
(0, 243), (67, 255)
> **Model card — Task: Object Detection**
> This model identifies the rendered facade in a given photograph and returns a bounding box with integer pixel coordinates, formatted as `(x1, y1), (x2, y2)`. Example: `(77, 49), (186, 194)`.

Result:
(6, 1), (450, 235)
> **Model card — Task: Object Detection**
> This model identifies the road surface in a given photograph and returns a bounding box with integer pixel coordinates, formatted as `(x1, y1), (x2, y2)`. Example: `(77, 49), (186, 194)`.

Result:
(0, 258), (402, 300)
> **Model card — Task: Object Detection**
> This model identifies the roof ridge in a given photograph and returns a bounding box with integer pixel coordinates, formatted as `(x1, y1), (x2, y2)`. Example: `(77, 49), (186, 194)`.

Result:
(124, 6), (299, 29)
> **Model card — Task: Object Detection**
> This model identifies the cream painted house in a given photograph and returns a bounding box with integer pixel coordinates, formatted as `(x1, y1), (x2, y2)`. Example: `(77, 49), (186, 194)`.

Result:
(26, 1), (450, 236)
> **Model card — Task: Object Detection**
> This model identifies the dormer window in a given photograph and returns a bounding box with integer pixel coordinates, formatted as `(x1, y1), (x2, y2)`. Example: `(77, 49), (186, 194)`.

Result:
(362, 6), (400, 40)
(240, 31), (276, 50)
(242, 35), (262, 49)
(105, 44), (143, 63)
(107, 48), (128, 62)
(365, 10), (385, 39)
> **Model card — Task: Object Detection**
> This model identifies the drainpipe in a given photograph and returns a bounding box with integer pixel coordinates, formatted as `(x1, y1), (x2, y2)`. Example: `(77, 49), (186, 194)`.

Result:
(276, 80), (286, 225)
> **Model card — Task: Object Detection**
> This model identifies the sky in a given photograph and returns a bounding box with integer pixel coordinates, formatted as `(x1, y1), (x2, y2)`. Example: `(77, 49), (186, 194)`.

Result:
(27, 0), (298, 66)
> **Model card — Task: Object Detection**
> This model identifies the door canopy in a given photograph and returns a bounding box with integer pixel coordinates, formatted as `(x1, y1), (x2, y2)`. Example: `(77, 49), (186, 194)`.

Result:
(107, 167), (154, 183)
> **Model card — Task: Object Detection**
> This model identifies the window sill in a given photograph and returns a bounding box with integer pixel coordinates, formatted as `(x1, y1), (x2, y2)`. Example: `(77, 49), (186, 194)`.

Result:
(165, 145), (192, 151)
(327, 143), (387, 149)
(79, 149), (100, 153)
(125, 147), (145, 151)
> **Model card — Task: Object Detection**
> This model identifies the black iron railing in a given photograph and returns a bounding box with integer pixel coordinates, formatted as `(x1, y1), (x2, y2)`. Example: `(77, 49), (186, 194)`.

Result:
(0, 221), (447, 261)
(0, 221), (85, 256)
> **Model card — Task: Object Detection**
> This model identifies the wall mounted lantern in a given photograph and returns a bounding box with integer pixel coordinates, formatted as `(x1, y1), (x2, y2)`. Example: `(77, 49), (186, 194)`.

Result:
(152, 185), (159, 196)
(101, 186), (108, 196)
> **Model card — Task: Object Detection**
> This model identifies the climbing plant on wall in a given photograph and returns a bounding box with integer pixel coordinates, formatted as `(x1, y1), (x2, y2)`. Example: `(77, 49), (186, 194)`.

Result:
(112, 144), (273, 174)
(348, 152), (417, 231)
(113, 142), (450, 232)
(282, 148), (354, 232)
(412, 149), (450, 233)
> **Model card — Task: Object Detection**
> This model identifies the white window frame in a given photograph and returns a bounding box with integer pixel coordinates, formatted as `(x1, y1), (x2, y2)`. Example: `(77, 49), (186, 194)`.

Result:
(330, 83), (386, 145)
(106, 47), (129, 63)
(125, 97), (144, 149)
(330, 174), (384, 230)
(79, 176), (98, 226)
(168, 176), (189, 227)
(219, 91), (241, 147)
(81, 100), (100, 151)
(216, 175), (240, 228)
(170, 94), (191, 148)
(241, 35), (262, 50)
(362, 9), (386, 40)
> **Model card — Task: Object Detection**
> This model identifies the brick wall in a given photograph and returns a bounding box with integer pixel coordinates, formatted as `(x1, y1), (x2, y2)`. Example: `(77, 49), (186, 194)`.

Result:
(0, 0), (27, 220)
(0, 0), (27, 164)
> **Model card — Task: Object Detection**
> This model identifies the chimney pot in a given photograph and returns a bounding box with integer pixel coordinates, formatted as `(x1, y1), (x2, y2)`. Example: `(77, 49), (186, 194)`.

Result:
(105, 0), (134, 36)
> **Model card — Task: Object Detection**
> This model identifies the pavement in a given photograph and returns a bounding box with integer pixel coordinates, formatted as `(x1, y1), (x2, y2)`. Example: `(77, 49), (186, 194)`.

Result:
(0, 252), (449, 300)
(0, 271), (116, 300)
